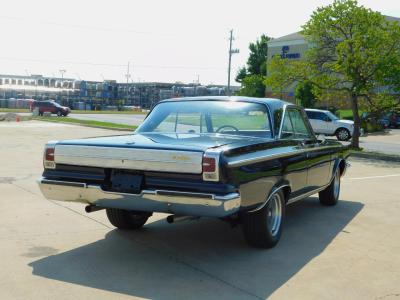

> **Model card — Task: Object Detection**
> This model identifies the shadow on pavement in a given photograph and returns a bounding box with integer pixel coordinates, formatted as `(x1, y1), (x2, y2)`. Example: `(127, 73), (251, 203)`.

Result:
(29, 198), (363, 300)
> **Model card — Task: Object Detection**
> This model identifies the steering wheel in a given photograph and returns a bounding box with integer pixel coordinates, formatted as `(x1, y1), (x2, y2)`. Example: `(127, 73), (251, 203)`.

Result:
(216, 125), (239, 133)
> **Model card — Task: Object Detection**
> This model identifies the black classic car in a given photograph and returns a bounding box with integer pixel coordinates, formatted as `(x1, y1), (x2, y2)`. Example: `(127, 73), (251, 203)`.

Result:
(38, 97), (349, 248)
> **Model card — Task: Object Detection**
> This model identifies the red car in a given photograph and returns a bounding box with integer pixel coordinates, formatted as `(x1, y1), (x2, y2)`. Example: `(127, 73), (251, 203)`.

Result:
(31, 101), (71, 116)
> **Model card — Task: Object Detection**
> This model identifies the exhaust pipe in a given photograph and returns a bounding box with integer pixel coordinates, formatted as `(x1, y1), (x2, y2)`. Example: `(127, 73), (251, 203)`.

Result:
(166, 215), (199, 224)
(85, 205), (105, 213)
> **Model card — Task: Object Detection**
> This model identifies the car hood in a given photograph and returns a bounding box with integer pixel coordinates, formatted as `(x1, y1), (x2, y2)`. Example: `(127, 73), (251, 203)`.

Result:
(335, 119), (354, 125)
(56, 133), (272, 152)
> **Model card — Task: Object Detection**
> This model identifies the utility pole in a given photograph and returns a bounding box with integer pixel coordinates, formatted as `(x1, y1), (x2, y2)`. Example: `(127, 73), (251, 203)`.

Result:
(125, 62), (131, 106)
(227, 30), (239, 96)
(59, 69), (66, 105)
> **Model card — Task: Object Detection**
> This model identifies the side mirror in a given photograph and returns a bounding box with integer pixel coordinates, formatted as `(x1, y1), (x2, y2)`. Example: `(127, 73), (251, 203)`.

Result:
(317, 134), (326, 143)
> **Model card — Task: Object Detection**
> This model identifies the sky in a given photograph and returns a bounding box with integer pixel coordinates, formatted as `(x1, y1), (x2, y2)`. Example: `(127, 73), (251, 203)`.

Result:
(1, 0), (400, 85)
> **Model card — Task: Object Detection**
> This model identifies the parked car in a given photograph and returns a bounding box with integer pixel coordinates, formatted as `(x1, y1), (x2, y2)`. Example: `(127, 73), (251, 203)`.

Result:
(361, 112), (390, 130)
(37, 97), (349, 248)
(386, 112), (400, 128)
(305, 109), (354, 141)
(31, 100), (70, 116)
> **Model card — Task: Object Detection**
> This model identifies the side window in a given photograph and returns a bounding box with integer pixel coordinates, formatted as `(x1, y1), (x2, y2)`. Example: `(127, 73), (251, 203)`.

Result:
(306, 111), (315, 119)
(316, 112), (327, 121)
(281, 112), (295, 139)
(288, 109), (312, 139)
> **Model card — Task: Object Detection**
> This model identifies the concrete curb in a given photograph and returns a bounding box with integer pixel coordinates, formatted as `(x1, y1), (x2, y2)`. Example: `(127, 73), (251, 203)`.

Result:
(350, 151), (400, 163)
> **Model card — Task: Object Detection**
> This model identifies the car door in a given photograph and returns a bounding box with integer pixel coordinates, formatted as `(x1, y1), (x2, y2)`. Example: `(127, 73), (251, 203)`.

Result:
(289, 109), (333, 190)
(279, 109), (309, 196)
(313, 112), (330, 134)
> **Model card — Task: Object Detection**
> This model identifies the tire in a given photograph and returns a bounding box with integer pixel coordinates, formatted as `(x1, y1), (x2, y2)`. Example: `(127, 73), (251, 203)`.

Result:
(319, 168), (341, 206)
(336, 128), (351, 141)
(57, 111), (62, 117)
(39, 111), (43, 116)
(106, 208), (151, 230)
(242, 190), (285, 248)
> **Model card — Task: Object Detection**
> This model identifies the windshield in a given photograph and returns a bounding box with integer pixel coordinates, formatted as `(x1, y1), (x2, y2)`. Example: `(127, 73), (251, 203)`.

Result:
(325, 111), (339, 121)
(137, 100), (272, 138)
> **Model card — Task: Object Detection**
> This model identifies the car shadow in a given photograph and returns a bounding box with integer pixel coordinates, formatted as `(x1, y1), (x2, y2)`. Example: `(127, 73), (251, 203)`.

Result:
(29, 198), (363, 300)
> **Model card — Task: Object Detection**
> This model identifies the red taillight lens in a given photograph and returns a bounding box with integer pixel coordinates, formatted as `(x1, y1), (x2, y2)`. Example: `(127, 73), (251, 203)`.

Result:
(202, 157), (216, 173)
(45, 147), (55, 161)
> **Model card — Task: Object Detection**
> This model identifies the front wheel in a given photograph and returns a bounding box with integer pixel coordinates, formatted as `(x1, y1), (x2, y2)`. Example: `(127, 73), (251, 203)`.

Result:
(106, 208), (151, 230)
(319, 168), (341, 206)
(242, 190), (285, 248)
(336, 128), (351, 141)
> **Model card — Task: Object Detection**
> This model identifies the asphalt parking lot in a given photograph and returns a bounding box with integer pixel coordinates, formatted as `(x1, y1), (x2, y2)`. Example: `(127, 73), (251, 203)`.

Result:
(1, 121), (400, 300)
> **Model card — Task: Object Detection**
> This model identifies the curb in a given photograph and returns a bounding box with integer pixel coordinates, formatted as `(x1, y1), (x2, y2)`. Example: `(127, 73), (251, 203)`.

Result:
(350, 151), (400, 163)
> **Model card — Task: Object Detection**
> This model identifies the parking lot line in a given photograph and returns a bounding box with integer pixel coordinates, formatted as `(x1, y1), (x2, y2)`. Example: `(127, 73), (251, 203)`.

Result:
(345, 174), (400, 180)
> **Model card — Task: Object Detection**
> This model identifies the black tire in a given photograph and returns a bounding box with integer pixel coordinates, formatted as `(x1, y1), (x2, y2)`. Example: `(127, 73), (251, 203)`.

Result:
(106, 208), (150, 230)
(242, 190), (285, 248)
(319, 168), (341, 206)
(336, 128), (351, 141)
(39, 111), (43, 116)
(57, 111), (62, 117)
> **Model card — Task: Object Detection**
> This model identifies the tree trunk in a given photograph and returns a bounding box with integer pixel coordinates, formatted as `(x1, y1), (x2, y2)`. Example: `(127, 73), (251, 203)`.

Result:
(350, 93), (361, 149)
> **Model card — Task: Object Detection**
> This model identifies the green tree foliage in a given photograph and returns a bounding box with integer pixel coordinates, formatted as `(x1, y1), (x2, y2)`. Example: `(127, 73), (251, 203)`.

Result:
(295, 81), (316, 108)
(266, 0), (400, 148)
(247, 34), (270, 76)
(236, 34), (271, 96)
(235, 66), (248, 83)
(236, 75), (266, 97)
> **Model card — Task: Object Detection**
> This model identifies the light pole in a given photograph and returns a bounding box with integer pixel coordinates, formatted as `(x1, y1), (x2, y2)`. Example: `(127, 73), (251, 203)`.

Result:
(227, 29), (239, 96)
(59, 69), (66, 105)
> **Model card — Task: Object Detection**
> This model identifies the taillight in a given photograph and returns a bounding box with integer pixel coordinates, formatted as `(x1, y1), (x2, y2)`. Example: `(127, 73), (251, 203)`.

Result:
(43, 144), (56, 169)
(202, 157), (216, 173)
(202, 151), (220, 182)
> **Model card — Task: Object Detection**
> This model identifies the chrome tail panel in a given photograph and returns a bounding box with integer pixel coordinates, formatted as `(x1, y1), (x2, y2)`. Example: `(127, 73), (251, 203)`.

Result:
(54, 145), (203, 174)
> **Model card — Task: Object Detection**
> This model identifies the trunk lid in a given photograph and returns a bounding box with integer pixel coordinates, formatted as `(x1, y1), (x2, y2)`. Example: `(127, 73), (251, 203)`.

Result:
(54, 133), (265, 174)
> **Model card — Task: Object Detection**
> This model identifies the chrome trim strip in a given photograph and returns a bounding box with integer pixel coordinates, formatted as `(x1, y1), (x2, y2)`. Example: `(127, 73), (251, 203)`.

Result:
(248, 184), (290, 213)
(54, 145), (203, 174)
(286, 185), (327, 204)
(226, 145), (340, 168)
(37, 178), (241, 218)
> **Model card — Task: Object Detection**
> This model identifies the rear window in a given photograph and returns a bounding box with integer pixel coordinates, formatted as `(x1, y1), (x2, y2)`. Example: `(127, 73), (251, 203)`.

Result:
(137, 101), (272, 138)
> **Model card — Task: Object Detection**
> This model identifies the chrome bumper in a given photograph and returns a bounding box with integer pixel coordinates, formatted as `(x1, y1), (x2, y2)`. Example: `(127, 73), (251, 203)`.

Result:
(37, 178), (241, 218)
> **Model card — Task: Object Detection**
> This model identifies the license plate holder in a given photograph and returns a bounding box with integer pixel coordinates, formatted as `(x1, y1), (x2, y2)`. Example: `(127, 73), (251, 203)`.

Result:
(111, 171), (144, 194)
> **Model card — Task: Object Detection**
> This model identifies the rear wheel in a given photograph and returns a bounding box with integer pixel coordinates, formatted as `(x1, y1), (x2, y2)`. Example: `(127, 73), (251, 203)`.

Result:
(319, 168), (341, 206)
(106, 208), (151, 229)
(242, 190), (285, 248)
(57, 111), (62, 117)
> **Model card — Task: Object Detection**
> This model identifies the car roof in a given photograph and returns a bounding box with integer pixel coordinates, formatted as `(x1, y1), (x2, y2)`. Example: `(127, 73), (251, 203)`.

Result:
(159, 96), (294, 111)
(304, 108), (329, 113)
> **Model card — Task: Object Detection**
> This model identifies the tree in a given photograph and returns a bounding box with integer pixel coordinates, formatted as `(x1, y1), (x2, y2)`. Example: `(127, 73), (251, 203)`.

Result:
(236, 34), (271, 96)
(295, 81), (316, 108)
(235, 66), (248, 83)
(236, 75), (266, 97)
(247, 34), (270, 76)
(266, 0), (400, 148)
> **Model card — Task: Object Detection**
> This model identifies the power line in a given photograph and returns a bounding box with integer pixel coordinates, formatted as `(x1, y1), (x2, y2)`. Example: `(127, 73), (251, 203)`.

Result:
(0, 57), (225, 70)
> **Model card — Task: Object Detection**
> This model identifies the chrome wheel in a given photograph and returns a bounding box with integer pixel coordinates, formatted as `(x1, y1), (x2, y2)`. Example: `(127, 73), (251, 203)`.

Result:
(267, 193), (283, 237)
(337, 129), (350, 141)
(333, 170), (340, 200)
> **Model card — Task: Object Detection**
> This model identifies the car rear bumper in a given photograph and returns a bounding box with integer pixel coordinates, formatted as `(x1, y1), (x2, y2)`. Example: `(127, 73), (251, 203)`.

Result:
(37, 177), (241, 217)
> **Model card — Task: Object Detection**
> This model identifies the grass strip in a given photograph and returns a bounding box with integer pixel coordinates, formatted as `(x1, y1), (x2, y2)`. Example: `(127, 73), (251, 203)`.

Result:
(32, 116), (137, 131)
(350, 149), (400, 162)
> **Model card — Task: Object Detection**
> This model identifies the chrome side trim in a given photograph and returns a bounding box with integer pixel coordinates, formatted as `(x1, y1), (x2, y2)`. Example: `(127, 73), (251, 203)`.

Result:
(226, 145), (339, 168)
(54, 145), (203, 174)
(248, 184), (290, 213)
(286, 185), (327, 204)
(37, 178), (241, 218)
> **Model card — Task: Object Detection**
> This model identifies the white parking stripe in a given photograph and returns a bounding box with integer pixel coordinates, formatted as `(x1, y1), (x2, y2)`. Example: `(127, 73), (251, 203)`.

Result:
(345, 174), (400, 180)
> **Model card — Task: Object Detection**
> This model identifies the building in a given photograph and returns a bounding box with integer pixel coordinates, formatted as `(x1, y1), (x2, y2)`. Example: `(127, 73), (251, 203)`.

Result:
(0, 74), (238, 110)
(266, 15), (400, 103)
